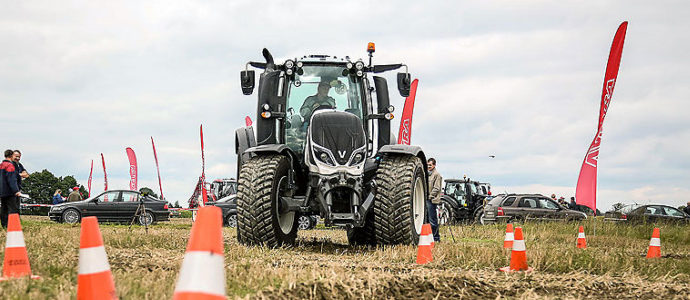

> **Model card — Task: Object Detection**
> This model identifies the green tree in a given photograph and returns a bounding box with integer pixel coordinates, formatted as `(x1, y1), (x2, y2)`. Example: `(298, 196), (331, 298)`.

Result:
(612, 203), (625, 211)
(21, 170), (86, 204)
(139, 187), (159, 199)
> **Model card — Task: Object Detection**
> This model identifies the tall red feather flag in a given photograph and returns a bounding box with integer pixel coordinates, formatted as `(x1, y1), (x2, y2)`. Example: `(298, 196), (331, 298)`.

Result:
(126, 147), (138, 191)
(101, 153), (108, 192)
(245, 116), (253, 126)
(200, 124), (208, 206)
(575, 21), (628, 213)
(151, 137), (164, 200)
(87, 160), (93, 198)
(398, 79), (419, 145)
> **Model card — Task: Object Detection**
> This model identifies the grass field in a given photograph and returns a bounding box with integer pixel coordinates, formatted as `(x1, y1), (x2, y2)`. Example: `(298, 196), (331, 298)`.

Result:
(1, 216), (689, 299)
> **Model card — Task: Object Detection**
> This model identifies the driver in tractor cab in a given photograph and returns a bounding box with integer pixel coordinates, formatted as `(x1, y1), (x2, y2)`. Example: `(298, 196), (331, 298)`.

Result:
(299, 80), (336, 126)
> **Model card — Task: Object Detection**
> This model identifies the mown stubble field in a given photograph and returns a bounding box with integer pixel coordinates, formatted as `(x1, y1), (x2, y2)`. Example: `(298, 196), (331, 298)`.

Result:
(1, 216), (689, 299)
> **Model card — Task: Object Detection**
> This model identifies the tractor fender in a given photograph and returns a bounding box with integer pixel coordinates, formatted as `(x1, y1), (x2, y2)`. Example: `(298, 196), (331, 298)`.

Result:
(378, 145), (428, 178)
(235, 126), (256, 157)
(244, 144), (302, 177)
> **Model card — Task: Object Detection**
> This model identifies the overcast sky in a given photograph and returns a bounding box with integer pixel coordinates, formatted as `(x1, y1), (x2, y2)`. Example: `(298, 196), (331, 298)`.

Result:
(1, 1), (688, 210)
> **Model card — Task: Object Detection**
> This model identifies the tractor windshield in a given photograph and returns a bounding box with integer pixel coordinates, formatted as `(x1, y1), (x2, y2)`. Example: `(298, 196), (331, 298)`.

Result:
(285, 65), (363, 153)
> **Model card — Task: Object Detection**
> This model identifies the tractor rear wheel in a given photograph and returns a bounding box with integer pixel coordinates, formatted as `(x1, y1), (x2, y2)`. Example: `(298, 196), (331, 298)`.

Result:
(373, 155), (427, 245)
(236, 154), (298, 247)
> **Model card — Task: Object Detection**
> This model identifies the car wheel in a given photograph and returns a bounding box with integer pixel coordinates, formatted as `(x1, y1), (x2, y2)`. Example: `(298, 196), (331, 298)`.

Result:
(226, 214), (237, 228)
(138, 211), (155, 226)
(62, 208), (81, 224)
(297, 215), (312, 230)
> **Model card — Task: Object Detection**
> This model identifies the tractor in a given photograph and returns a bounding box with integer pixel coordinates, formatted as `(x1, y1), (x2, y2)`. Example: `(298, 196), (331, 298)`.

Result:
(437, 177), (492, 225)
(234, 44), (428, 247)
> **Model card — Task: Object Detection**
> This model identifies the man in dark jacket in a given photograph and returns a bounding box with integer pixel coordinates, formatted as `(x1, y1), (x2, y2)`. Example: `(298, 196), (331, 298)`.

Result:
(1, 149), (21, 228)
(427, 158), (443, 242)
(684, 201), (690, 216)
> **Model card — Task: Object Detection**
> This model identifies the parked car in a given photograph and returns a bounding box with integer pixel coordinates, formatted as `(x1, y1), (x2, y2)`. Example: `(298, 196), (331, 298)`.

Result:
(612, 204), (690, 224)
(48, 190), (170, 225)
(482, 194), (587, 224)
(604, 204), (640, 221)
(206, 195), (237, 227)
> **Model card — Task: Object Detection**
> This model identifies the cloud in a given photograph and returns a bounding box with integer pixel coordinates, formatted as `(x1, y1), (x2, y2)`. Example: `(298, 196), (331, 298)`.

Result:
(1, 1), (688, 211)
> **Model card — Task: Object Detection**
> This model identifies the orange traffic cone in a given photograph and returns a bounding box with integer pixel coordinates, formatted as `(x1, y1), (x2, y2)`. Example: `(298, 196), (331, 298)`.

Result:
(173, 206), (225, 300)
(503, 223), (514, 249)
(77, 216), (117, 300)
(576, 226), (587, 249)
(500, 227), (533, 272)
(0, 214), (40, 280)
(646, 227), (661, 258)
(416, 224), (433, 265)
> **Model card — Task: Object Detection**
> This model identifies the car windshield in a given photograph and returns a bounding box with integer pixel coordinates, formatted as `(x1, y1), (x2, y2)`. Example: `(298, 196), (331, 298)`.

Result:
(285, 65), (363, 153)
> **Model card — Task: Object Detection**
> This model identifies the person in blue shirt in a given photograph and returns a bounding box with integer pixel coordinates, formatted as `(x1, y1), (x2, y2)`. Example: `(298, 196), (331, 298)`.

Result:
(1, 149), (21, 228)
(52, 189), (64, 205)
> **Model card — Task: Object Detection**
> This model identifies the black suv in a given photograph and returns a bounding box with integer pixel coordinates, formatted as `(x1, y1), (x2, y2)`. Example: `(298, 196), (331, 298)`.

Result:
(482, 194), (586, 224)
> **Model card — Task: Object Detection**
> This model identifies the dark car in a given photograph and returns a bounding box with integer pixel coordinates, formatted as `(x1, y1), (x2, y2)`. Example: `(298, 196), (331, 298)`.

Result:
(617, 204), (690, 224)
(48, 190), (170, 225)
(482, 194), (587, 224)
(206, 195), (237, 227)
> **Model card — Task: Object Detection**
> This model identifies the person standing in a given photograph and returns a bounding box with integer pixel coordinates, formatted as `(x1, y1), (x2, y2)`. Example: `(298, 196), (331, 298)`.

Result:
(67, 187), (83, 202)
(1, 149), (21, 228)
(569, 197), (577, 209)
(12, 150), (29, 189)
(684, 201), (690, 216)
(427, 158), (443, 242)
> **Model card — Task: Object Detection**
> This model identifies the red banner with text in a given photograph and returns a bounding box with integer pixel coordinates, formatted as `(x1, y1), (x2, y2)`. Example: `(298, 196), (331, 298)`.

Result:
(126, 147), (138, 191)
(575, 22), (628, 213)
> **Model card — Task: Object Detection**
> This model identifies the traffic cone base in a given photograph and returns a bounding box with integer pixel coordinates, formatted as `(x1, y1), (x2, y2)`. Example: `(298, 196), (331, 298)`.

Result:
(1, 214), (40, 280)
(77, 217), (117, 300)
(503, 223), (514, 249)
(577, 226), (587, 249)
(416, 224), (433, 265)
(646, 228), (661, 258)
(500, 227), (532, 272)
(173, 206), (225, 299)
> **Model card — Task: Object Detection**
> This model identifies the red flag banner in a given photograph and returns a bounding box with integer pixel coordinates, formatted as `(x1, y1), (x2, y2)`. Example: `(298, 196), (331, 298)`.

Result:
(398, 79), (419, 145)
(200, 124), (208, 205)
(575, 21), (628, 212)
(245, 116), (253, 127)
(101, 153), (108, 201)
(151, 137), (164, 200)
(87, 160), (93, 198)
(126, 147), (138, 191)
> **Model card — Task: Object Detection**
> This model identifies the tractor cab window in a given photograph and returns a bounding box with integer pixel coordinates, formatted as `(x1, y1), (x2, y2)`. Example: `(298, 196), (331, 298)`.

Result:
(285, 65), (363, 153)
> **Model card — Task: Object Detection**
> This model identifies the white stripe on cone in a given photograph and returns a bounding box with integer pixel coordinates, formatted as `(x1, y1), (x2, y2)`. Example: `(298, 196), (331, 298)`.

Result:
(5, 232), (26, 248)
(578, 232), (586, 239)
(649, 238), (661, 247)
(512, 240), (526, 251)
(174, 251), (225, 296)
(78, 246), (111, 275)
(504, 232), (514, 241)
(418, 234), (434, 246)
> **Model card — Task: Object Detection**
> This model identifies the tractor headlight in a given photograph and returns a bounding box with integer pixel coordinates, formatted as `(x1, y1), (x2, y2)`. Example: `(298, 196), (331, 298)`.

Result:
(348, 147), (366, 166)
(346, 62), (353, 69)
(285, 60), (295, 69)
(313, 144), (335, 166)
(286, 68), (293, 75)
(355, 61), (364, 70)
(356, 70), (363, 77)
(296, 61), (303, 68)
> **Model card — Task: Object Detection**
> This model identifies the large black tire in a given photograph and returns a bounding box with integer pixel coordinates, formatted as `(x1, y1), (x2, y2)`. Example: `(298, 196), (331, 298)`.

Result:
(62, 208), (81, 224)
(373, 155), (428, 245)
(473, 207), (485, 225)
(236, 155), (298, 247)
(347, 210), (376, 246)
(138, 210), (155, 226)
(438, 198), (458, 225)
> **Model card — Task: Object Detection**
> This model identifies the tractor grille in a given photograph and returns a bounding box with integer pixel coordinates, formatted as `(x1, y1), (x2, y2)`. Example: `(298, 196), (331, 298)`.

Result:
(310, 111), (365, 165)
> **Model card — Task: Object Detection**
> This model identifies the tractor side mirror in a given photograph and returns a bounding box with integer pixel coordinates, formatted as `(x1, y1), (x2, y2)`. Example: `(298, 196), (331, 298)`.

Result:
(397, 72), (411, 97)
(240, 70), (255, 95)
